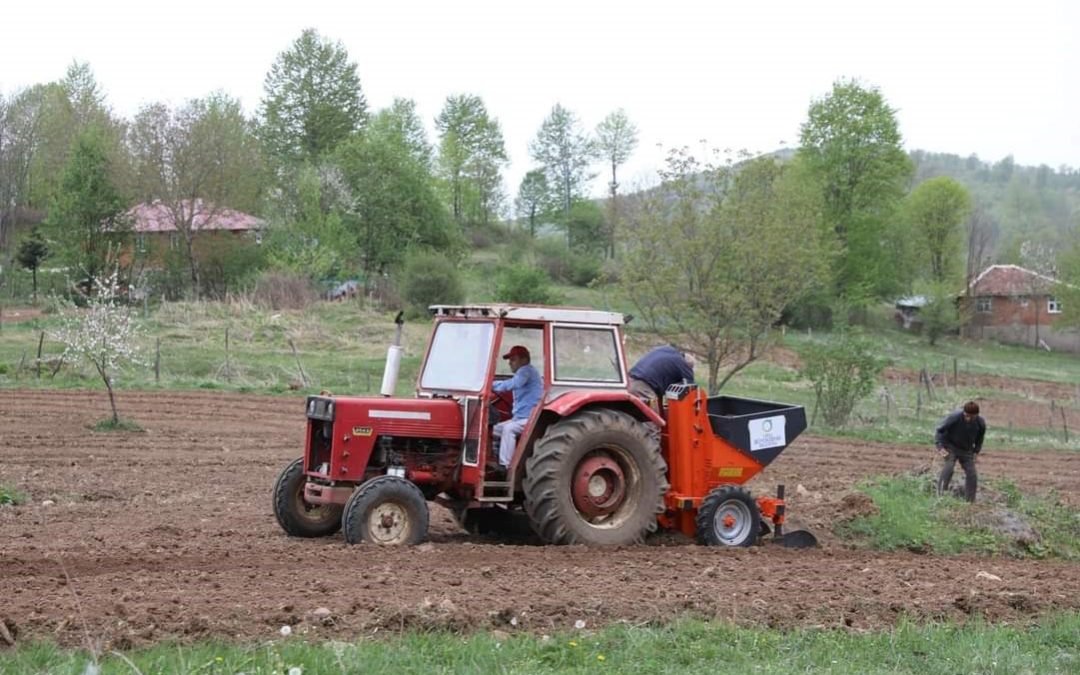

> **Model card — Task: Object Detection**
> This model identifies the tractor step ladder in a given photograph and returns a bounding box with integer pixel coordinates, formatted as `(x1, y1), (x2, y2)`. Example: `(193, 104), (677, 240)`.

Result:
(478, 480), (514, 502)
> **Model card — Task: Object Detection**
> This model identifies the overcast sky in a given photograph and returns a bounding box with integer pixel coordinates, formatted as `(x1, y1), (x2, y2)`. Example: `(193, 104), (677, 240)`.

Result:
(4, 0), (1077, 199)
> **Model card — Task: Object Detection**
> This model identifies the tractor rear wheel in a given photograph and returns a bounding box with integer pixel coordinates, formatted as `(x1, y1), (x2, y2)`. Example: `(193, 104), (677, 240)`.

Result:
(696, 485), (760, 547)
(342, 476), (429, 546)
(272, 458), (343, 538)
(523, 408), (667, 546)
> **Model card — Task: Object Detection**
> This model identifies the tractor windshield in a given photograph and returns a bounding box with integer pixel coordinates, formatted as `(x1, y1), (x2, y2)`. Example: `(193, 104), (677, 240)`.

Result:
(420, 321), (494, 392)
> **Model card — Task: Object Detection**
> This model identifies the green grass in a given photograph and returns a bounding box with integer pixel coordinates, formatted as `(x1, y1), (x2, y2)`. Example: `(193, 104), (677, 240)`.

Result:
(3, 614), (1078, 674)
(836, 474), (1080, 559)
(0, 483), (27, 506)
(91, 417), (145, 432)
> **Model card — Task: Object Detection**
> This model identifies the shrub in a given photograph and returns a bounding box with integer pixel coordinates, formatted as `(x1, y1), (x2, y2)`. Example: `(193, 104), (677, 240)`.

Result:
(251, 271), (317, 310)
(494, 264), (560, 304)
(534, 238), (603, 287)
(0, 484), (26, 506)
(399, 250), (465, 315)
(800, 331), (887, 427)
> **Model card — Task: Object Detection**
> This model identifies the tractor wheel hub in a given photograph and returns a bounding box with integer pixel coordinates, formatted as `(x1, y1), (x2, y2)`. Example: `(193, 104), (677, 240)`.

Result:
(572, 453), (626, 518)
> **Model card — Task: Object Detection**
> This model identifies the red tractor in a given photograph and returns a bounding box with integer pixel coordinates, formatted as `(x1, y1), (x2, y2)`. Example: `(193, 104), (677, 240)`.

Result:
(273, 305), (815, 548)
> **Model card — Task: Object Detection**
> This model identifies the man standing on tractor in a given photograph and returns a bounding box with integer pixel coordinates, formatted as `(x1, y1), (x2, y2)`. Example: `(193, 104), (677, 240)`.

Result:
(491, 345), (543, 472)
(935, 401), (987, 503)
(628, 344), (696, 409)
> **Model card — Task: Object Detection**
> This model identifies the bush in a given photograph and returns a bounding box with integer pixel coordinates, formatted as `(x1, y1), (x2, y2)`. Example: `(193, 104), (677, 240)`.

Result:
(800, 332), (887, 427)
(251, 271), (317, 310)
(399, 250), (465, 315)
(494, 264), (560, 304)
(534, 238), (603, 287)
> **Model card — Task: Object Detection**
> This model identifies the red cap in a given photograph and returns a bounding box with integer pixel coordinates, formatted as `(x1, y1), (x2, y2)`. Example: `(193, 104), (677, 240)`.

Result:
(502, 345), (530, 360)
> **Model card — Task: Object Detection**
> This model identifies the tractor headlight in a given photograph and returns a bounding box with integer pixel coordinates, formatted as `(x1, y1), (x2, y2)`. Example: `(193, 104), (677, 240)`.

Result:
(306, 396), (335, 421)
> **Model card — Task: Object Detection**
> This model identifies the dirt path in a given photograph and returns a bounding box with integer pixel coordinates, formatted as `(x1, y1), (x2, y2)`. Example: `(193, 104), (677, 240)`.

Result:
(1, 389), (1078, 649)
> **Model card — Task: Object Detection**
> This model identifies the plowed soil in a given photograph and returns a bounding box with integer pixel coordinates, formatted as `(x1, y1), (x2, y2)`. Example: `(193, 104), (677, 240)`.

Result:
(1, 389), (1078, 650)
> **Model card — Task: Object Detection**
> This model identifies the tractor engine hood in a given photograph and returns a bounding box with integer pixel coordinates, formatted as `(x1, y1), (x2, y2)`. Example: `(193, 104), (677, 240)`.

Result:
(305, 395), (464, 481)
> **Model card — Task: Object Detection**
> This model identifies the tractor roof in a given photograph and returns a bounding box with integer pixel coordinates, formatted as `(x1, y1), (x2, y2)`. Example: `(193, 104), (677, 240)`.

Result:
(429, 304), (625, 326)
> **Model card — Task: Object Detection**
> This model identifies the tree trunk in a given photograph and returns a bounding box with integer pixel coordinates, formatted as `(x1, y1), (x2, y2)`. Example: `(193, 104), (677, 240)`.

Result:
(98, 363), (119, 424)
(31, 267), (38, 304)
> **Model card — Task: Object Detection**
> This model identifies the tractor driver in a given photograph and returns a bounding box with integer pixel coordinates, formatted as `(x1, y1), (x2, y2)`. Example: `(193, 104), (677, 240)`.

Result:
(491, 345), (543, 472)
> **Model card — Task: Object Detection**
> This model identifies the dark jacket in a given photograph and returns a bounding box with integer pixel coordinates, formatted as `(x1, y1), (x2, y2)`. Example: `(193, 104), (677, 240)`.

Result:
(935, 410), (986, 454)
(629, 345), (694, 400)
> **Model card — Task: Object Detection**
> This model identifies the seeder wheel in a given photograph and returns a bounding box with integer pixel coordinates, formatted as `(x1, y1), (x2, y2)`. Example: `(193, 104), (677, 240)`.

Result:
(696, 485), (760, 547)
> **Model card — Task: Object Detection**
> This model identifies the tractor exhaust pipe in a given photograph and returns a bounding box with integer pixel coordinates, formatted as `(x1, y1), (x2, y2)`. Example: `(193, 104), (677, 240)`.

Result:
(380, 311), (405, 397)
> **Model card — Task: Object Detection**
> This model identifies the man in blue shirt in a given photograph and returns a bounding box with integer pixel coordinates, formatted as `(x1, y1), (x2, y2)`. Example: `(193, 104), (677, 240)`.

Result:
(628, 344), (695, 408)
(491, 345), (543, 469)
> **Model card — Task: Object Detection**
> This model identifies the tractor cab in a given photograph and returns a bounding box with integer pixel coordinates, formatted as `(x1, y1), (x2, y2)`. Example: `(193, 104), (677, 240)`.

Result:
(418, 305), (642, 489)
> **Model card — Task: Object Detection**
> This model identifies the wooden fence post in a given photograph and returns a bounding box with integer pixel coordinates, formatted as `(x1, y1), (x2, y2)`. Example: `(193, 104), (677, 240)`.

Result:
(154, 337), (161, 384)
(36, 331), (44, 379)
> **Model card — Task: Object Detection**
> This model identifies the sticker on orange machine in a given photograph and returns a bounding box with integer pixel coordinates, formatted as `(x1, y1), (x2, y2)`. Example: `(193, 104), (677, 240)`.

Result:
(749, 415), (786, 451)
(352, 426), (374, 436)
(717, 467), (743, 478)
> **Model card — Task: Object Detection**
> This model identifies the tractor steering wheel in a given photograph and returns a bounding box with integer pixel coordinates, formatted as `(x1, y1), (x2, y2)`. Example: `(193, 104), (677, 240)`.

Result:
(488, 389), (513, 425)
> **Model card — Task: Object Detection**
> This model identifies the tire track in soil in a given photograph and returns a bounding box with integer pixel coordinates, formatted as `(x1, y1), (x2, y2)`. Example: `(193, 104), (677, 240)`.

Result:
(1, 389), (1078, 648)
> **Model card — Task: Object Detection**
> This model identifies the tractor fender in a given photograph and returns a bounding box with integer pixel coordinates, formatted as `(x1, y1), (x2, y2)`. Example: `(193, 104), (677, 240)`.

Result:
(542, 390), (665, 427)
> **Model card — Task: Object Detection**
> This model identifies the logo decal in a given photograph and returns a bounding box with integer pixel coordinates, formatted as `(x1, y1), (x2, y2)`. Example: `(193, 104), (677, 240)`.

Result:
(718, 467), (743, 478)
(352, 426), (374, 437)
(748, 415), (787, 451)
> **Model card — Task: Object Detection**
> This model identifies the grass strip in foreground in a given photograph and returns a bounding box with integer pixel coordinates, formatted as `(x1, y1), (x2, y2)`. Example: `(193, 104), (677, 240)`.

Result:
(2, 614), (1078, 674)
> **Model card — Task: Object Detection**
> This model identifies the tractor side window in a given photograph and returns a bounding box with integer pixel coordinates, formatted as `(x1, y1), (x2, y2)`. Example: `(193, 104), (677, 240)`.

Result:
(495, 326), (545, 377)
(420, 322), (494, 392)
(552, 326), (623, 383)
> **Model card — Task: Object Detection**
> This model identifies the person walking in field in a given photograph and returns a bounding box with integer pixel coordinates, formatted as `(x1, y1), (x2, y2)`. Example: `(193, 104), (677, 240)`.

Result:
(935, 401), (986, 503)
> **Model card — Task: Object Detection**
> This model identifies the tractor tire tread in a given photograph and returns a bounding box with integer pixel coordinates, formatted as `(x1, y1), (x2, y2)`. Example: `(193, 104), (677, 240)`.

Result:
(272, 457), (343, 538)
(523, 408), (667, 546)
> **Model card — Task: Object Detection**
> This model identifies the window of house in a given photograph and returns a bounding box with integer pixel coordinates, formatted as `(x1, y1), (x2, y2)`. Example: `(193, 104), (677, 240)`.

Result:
(975, 297), (992, 313)
(169, 232), (180, 250)
(1018, 295), (1029, 308)
(136, 234), (147, 253)
(1048, 297), (1062, 314)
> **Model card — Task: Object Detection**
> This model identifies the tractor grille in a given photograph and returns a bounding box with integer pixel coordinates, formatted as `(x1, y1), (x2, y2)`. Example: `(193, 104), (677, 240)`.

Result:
(308, 420), (333, 474)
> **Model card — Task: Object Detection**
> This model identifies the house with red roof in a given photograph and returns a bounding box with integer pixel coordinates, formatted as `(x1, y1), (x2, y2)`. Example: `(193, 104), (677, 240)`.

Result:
(129, 199), (264, 258)
(959, 264), (1078, 351)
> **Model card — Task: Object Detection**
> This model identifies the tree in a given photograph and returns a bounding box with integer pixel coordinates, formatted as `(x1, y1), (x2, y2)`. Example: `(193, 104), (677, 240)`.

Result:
(43, 127), (128, 286)
(1057, 230), (1080, 330)
(800, 332), (886, 427)
(621, 148), (830, 392)
(129, 93), (263, 294)
(435, 94), (507, 228)
(259, 28), (367, 166)
(369, 98), (433, 169)
(1019, 240), (1058, 347)
(15, 227), (48, 302)
(263, 164), (359, 281)
(50, 270), (143, 427)
(529, 104), (594, 224)
(594, 109), (638, 257)
(514, 170), (551, 237)
(904, 176), (971, 283)
(334, 132), (459, 286)
(798, 79), (913, 300)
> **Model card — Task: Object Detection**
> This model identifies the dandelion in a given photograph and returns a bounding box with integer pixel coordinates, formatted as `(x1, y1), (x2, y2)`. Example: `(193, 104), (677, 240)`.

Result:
(215, 656), (224, 663)
(574, 619), (586, 630)
(569, 641), (578, 648)
(598, 654), (606, 662)
(280, 625), (292, 636)
(288, 667), (303, 675)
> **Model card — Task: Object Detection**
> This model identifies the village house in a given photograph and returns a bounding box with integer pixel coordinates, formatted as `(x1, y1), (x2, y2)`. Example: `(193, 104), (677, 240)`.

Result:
(959, 264), (1078, 352)
(128, 199), (264, 262)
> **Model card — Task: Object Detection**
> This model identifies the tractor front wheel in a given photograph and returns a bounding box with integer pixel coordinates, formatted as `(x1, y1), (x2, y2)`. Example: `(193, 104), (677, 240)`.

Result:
(524, 408), (668, 546)
(696, 485), (760, 547)
(272, 458), (343, 538)
(342, 476), (429, 546)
